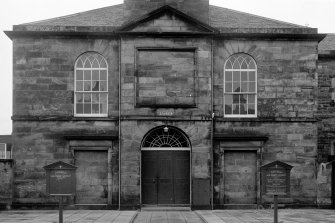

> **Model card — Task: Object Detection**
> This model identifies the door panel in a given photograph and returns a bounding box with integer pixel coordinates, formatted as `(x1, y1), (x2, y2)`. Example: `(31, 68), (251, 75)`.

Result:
(142, 151), (157, 204)
(142, 150), (190, 205)
(224, 151), (257, 204)
(174, 151), (190, 204)
(75, 150), (108, 204)
(157, 152), (173, 204)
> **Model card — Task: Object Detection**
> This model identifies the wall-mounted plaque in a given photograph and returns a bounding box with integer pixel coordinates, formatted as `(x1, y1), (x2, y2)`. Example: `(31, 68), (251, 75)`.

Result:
(44, 161), (77, 196)
(157, 110), (174, 116)
(261, 160), (293, 196)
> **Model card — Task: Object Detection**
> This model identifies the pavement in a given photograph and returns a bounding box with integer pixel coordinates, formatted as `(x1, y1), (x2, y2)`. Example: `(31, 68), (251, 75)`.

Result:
(197, 209), (335, 223)
(134, 211), (203, 223)
(0, 209), (335, 223)
(0, 210), (136, 223)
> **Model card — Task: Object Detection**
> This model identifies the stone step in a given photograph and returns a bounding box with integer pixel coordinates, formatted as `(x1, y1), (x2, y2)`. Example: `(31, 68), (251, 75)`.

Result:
(141, 205), (191, 212)
(221, 204), (258, 209)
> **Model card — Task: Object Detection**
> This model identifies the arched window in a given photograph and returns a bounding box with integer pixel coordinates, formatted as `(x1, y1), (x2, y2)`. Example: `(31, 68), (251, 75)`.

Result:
(74, 52), (108, 117)
(224, 53), (257, 117)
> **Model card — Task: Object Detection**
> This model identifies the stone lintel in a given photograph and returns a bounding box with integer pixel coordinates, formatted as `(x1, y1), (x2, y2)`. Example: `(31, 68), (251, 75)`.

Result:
(64, 135), (118, 141)
(215, 117), (318, 122)
(213, 134), (268, 142)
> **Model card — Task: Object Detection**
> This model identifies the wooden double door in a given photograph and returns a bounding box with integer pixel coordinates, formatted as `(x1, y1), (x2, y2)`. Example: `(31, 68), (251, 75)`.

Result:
(142, 151), (190, 205)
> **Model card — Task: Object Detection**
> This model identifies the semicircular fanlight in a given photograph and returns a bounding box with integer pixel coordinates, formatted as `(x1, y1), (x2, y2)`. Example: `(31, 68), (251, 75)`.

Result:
(142, 126), (190, 148)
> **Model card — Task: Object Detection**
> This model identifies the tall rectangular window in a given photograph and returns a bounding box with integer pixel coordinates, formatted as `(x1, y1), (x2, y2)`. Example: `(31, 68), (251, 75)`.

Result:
(74, 52), (108, 117)
(224, 53), (257, 117)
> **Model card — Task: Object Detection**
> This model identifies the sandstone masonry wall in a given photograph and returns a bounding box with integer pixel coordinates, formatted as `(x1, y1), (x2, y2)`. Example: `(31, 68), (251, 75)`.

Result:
(10, 31), (323, 208)
(12, 37), (121, 206)
(317, 57), (335, 161)
(119, 36), (213, 207)
(120, 120), (211, 207)
(316, 56), (335, 206)
(214, 122), (318, 205)
(120, 37), (212, 117)
(12, 121), (119, 205)
(213, 39), (319, 206)
(13, 38), (119, 118)
(213, 40), (318, 119)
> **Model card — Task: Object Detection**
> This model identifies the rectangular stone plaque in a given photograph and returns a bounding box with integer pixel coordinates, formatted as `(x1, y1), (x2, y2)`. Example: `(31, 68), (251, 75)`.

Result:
(136, 48), (196, 107)
(157, 110), (174, 116)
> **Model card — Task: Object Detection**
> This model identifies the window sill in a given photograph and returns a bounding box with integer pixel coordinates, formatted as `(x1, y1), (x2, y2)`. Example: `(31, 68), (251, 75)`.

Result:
(74, 114), (108, 118)
(224, 115), (257, 118)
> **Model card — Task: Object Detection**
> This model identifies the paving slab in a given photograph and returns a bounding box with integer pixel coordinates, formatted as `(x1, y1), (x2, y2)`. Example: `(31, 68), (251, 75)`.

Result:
(0, 210), (137, 223)
(196, 209), (335, 223)
(1, 209), (335, 223)
(133, 211), (204, 223)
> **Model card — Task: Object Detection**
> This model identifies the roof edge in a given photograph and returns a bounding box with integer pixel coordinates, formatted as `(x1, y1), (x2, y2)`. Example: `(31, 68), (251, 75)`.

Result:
(218, 27), (318, 35)
(7, 26), (320, 35)
(4, 30), (326, 42)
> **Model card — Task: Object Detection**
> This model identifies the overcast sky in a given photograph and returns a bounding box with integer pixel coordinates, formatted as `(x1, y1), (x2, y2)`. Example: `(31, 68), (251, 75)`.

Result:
(0, 0), (334, 134)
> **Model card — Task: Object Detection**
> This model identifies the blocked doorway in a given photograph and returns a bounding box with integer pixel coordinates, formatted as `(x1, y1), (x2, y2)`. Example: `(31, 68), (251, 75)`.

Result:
(224, 151), (257, 204)
(214, 139), (264, 208)
(141, 126), (191, 205)
(75, 150), (108, 204)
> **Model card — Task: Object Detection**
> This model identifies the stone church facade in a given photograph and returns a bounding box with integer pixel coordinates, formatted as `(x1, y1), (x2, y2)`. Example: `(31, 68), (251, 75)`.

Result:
(3, 0), (334, 209)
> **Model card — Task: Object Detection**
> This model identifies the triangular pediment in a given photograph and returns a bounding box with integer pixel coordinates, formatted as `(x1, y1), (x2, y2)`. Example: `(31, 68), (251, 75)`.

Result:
(118, 5), (217, 33)
(261, 160), (293, 170)
(43, 161), (77, 170)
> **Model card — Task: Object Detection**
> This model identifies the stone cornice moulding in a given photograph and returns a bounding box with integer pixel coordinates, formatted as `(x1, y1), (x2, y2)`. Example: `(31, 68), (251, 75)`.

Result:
(4, 30), (326, 42)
